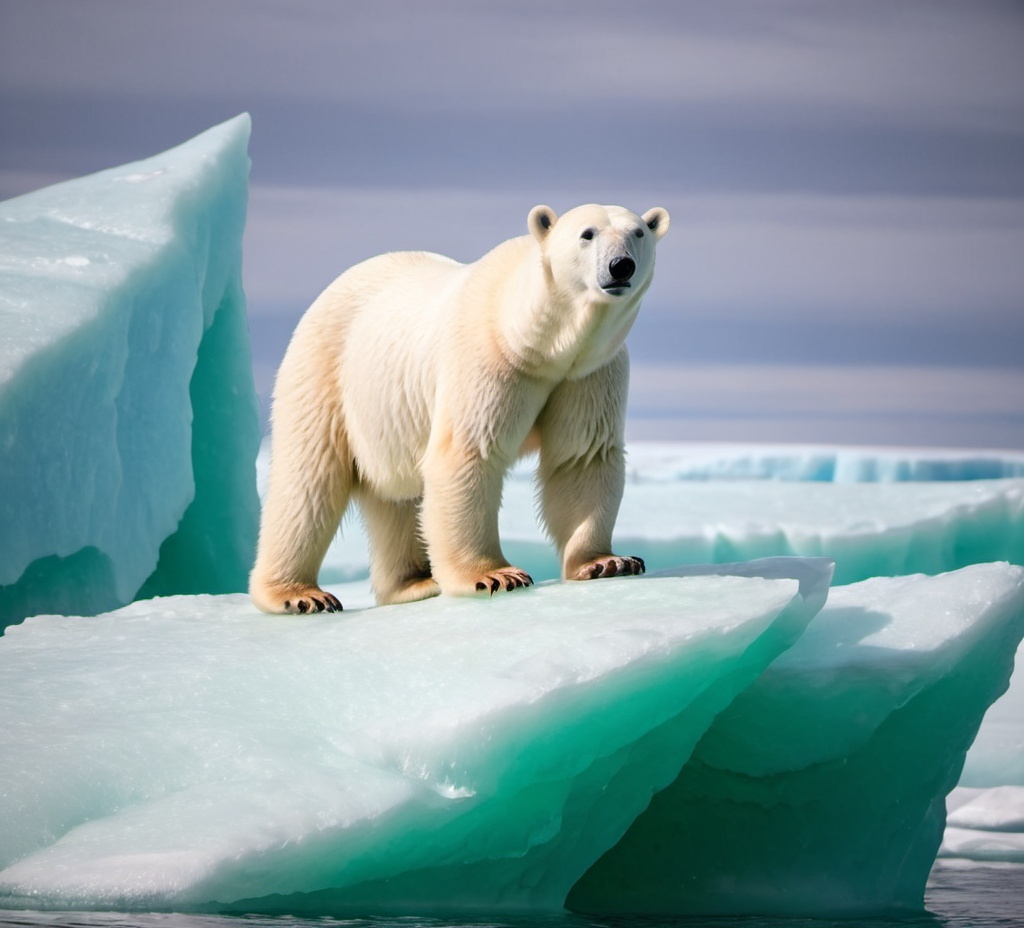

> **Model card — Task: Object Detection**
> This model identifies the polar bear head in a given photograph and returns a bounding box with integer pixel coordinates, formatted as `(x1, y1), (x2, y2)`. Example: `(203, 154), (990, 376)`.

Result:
(528, 203), (670, 303)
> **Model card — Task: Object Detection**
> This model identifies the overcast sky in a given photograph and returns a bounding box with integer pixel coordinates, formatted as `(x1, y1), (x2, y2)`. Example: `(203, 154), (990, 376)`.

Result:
(2, 0), (1023, 448)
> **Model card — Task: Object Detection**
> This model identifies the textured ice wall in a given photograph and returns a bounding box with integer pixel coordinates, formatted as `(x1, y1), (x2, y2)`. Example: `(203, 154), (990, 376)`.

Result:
(0, 115), (261, 628)
(0, 564), (826, 912)
(568, 562), (1024, 917)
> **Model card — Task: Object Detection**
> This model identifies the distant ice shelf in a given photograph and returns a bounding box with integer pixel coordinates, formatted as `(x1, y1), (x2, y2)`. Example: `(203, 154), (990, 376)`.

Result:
(300, 444), (1024, 588)
(0, 115), (261, 629)
(621, 441), (1024, 483)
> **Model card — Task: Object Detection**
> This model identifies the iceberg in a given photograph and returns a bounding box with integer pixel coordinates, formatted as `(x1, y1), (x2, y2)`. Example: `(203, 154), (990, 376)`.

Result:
(942, 787), (1024, 863)
(939, 605), (1024, 864)
(0, 561), (827, 912)
(569, 562), (1024, 916)
(0, 115), (261, 629)
(1, 560), (1021, 917)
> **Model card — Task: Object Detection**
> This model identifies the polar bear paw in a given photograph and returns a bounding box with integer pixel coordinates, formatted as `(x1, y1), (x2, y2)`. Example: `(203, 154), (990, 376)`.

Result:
(474, 567), (534, 595)
(253, 582), (343, 615)
(573, 556), (646, 581)
(284, 590), (343, 614)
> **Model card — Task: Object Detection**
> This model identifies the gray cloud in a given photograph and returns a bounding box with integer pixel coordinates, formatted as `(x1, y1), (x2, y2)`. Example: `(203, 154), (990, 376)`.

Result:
(2, 0), (1023, 447)
(4, 0), (1023, 129)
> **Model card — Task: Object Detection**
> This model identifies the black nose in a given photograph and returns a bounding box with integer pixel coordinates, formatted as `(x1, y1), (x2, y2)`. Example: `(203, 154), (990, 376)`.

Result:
(609, 256), (635, 282)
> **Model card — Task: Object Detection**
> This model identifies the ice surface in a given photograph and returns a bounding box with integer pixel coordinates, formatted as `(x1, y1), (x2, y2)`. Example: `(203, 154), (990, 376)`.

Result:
(568, 562), (1024, 917)
(0, 563), (826, 912)
(2, 560), (1021, 917)
(0, 115), (260, 629)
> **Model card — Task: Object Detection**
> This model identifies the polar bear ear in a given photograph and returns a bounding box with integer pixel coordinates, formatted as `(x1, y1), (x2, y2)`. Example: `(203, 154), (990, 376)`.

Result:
(528, 205), (558, 242)
(642, 207), (670, 240)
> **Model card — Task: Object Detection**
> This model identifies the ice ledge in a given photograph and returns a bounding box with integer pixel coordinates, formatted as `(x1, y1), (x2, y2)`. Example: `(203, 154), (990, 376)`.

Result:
(0, 561), (824, 910)
(1, 559), (1022, 918)
(570, 561), (1024, 916)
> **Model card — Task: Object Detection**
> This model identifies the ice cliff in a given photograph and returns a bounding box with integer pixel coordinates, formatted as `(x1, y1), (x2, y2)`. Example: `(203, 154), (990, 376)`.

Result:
(569, 562), (1024, 916)
(0, 115), (261, 628)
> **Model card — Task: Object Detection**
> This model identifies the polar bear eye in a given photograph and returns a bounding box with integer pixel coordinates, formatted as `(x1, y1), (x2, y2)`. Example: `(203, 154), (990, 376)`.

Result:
(634, 228), (645, 238)
(580, 228), (596, 242)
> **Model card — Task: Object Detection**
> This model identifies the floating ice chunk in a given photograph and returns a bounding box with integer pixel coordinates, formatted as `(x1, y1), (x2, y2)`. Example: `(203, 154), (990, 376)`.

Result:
(940, 786), (1024, 862)
(0, 116), (261, 627)
(568, 562), (1024, 917)
(959, 631), (1024, 790)
(0, 564), (826, 912)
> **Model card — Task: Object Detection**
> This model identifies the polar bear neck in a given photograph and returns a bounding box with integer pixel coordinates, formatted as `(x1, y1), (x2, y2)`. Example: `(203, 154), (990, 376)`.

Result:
(489, 236), (644, 380)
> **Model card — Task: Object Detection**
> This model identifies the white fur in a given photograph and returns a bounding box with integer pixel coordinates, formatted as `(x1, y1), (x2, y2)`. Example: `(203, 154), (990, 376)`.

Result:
(251, 203), (670, 613)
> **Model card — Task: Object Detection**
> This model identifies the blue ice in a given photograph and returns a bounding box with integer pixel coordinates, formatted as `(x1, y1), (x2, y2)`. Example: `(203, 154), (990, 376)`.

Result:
(0, 115), (261, 628)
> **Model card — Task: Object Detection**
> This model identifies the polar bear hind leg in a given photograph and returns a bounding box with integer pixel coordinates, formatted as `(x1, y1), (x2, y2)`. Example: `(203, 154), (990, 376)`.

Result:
(355, 489), (440, 605)
(250, 310), (353, 614)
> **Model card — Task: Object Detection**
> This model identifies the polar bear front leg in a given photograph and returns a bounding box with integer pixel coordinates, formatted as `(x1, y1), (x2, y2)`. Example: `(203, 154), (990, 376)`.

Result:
(537, 350), (645, 582)
(419, 428), (532, 597)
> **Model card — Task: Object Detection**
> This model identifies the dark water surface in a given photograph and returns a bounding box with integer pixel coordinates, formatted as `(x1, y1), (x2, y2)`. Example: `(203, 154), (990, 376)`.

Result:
(0, 864), (1021, 928)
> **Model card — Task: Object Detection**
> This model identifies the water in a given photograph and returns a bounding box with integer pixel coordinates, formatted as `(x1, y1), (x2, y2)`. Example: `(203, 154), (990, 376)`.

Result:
(0, 864), (1021, 928)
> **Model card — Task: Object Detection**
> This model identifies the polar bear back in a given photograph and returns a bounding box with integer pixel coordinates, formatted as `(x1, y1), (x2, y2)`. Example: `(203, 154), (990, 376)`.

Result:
(306, 250), (464, 497)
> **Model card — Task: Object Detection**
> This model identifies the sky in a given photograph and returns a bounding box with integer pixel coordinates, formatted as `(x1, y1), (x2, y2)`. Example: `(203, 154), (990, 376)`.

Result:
(2, 0), (1023, 449)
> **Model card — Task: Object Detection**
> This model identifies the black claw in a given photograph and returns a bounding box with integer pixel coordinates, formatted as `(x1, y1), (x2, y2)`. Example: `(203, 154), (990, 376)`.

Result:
(284, 600), (291, 610)
(297, 600), (309, 614)
(490, 577), (500, 594)
(311, 597), (325, 612)
(590, 563), (604, 578)
(476, 581), (487, 591)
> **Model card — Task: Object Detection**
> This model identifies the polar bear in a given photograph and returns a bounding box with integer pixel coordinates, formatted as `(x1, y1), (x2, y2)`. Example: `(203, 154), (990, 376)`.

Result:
(251, 203), (670, 614)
